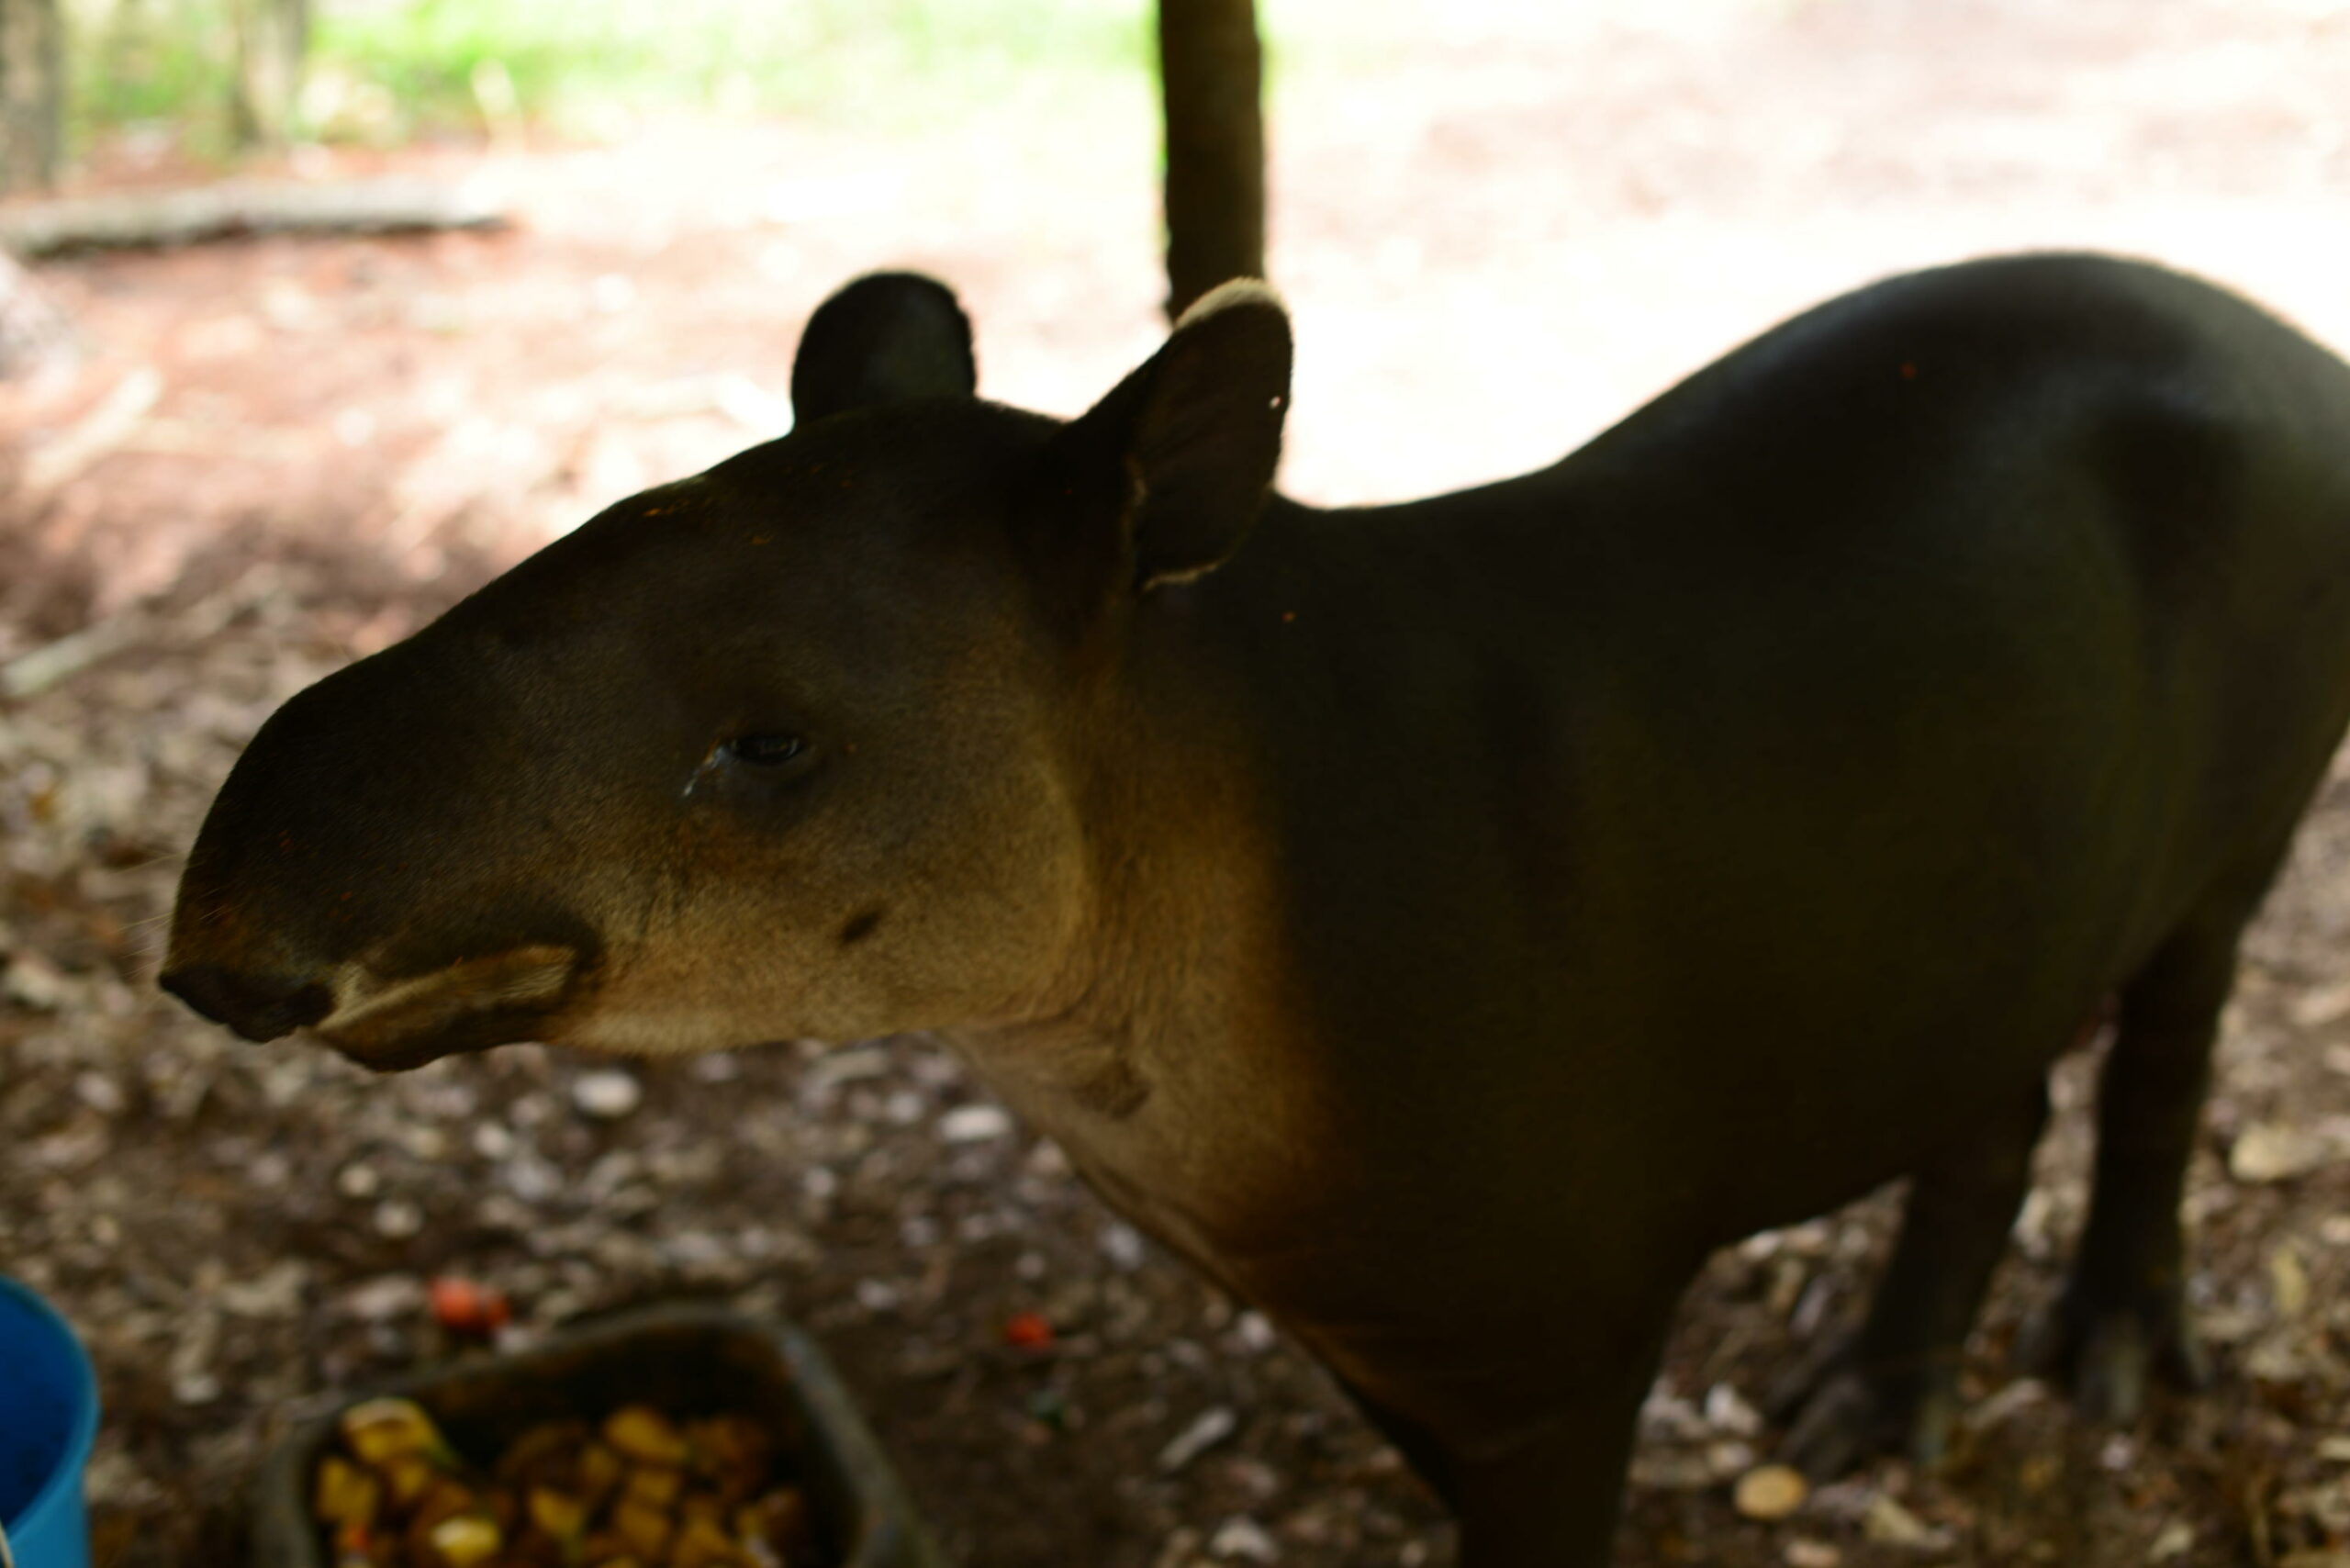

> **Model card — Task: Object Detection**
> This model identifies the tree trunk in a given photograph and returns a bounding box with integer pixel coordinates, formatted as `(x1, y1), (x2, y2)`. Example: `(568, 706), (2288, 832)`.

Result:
(0, 245), (74, 377)
(1157, 0), (1267, 319)
(230, 0), (308, 147)
(1, 0), (65, 194)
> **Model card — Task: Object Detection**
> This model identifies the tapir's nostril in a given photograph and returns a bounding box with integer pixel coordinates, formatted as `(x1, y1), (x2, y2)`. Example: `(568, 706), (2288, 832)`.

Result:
(160, 964), (334, 1043)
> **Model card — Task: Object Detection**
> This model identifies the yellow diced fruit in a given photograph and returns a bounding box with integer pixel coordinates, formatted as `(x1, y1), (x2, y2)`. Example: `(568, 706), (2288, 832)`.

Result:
(340, 1398), (455, 1468)
(686, 1417), (772, 1488)
(577, 1441), (626, 1509)
(380, 1452), (442, 1510)
(405, 1482), (494, 1565)
(408, 1478), (485, 1534)
(505, 1528), (569, 1568)
(602, 1406), (689, 1468)
(679, 1493), (727, 1530)
(314, 1456), (382, 1529)
(623, 1465), (685, 1511)
(422, 1513), (504, 1568)
(581, 1531), (632, 1563)
(668, 1516), (749, 1568)
(498, 1420), (590, 1487)
(611, 1499), (675, 1562)
(528, 1485), (588, 1543)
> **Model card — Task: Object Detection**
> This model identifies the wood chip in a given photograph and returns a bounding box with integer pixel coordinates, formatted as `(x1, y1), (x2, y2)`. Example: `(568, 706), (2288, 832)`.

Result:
(1733, 1464), (1808, 1521)
(2231, 1122), (2335, 1183)
(1158, 1406), (1237, 1473)
(2271, 1246), (2311, 1317)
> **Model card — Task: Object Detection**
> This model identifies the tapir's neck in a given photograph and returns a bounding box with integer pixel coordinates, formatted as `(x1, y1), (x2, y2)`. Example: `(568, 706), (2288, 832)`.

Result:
(997, 472), (1595, 1047)
(1051, 488), (1477, 1022)
(946, 480), (1585, 1264)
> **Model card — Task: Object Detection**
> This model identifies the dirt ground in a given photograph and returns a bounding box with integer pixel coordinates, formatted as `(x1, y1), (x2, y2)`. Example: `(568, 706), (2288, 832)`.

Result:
(5, 0), (2350, 1563)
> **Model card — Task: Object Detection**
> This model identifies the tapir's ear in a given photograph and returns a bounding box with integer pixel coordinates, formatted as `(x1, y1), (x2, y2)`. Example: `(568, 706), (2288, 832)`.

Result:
(1055, 279), (1292, 590)
(790, 272), (978, 425)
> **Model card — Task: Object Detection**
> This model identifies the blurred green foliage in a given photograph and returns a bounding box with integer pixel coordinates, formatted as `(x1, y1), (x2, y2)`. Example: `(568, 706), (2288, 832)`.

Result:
(69, 0), (1152, 158)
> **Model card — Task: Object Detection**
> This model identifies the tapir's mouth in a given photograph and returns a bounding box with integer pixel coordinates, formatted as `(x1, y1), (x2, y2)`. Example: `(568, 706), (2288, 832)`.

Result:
(314, 944), (584, 1070)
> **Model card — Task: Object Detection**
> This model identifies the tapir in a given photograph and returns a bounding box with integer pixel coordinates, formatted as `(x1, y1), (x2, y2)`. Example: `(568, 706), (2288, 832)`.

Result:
(163, 253), (2350, 1563)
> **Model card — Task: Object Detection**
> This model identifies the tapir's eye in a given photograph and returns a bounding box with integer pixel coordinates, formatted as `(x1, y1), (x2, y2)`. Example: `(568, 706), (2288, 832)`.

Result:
(722, 733), (807, 767)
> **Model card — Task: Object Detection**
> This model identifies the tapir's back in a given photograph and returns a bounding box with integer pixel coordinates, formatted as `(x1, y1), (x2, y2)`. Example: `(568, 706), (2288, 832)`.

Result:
(1232, 254), (2350, 1247)
(1551, 252), (2350, 989)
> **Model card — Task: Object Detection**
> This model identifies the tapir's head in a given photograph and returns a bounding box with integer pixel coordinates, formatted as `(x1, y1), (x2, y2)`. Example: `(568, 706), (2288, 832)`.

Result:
(162, 273), (1291, 1070)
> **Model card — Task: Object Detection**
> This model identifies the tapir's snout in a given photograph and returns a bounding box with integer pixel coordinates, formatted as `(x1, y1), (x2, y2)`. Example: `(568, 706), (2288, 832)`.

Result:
(162, 936), (589, 1070)
(315, 944), (587, 1070)
(161, 625), (616, 1069)
(159, 962), (334, 1043)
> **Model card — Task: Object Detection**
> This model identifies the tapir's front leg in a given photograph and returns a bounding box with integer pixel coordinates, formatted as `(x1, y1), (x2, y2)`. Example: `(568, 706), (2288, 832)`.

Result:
(1342, 1319), (1671, 1568)
(1446, 1357), (1663, 1568)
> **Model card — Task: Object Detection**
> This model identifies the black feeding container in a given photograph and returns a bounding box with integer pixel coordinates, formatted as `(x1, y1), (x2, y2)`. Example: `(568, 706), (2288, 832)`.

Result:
(250, 1304), (942, 1568)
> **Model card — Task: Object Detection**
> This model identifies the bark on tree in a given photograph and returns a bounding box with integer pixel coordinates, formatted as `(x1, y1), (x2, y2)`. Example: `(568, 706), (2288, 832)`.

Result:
(230, 0), (308, 147)
(0, 245), (74, 377)
(1, 0), (66, 194)
(1157, 0), (1267, 319)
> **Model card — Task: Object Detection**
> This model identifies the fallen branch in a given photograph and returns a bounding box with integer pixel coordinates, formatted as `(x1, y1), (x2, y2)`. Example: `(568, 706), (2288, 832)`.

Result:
(0, 173), (508, 257)
(1, 568), (274, 700)
(20, 365), (161, 495)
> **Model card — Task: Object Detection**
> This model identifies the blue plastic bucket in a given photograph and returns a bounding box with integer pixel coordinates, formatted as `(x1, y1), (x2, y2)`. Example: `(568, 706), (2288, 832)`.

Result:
(0, 1275), (98, 1568)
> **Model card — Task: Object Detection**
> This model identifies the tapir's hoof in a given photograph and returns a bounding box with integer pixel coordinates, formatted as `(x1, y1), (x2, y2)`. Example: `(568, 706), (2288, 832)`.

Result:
(1767, 1341), (1961, 1480)
(2014, 1289), (2209, 1423)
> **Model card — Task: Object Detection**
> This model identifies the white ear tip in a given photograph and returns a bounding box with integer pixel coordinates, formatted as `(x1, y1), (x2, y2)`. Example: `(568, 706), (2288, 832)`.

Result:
(1176, 278), (1285, 328)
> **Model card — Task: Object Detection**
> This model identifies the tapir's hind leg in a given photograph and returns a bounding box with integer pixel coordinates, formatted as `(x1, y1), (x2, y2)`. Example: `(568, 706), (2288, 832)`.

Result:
(1772, 1081), (2050, 1477)
(2017, 913), (2246, 1417)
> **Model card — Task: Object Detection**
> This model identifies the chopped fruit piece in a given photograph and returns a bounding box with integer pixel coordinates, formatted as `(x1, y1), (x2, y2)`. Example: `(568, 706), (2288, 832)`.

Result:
(497, 1420), (590, 1487)
(687, 1417), (773, 1484)
(381, 1453), (442, 1509)
(668, 1515), (750, 1568)
(611, 1499), (675, 1561)
(577, 1440), (626, 1509)
(408, 1477), (485, 1534)
(314, 1455), (381, 1529)
(623, 1464), (685, 1511)
(602, 1406), (690, 1467)
(340, 1397), (455, 1467)
(421, 1513), (503, 1568)
(506, 1527), (571, 1568)
(527, 1484), (588, 1543)
(581, 1530), (634, 1564)
(689, 1416), (775, 1505)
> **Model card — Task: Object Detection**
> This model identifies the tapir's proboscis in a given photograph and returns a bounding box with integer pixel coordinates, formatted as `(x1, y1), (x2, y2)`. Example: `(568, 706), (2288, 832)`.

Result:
(165, 255), (2350, 1563)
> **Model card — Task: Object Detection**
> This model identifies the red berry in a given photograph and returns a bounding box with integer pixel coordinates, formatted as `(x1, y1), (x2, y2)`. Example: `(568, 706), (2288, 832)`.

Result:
(1001, 1311), (1055, 1350)
(428, 1275), (511, 1336)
